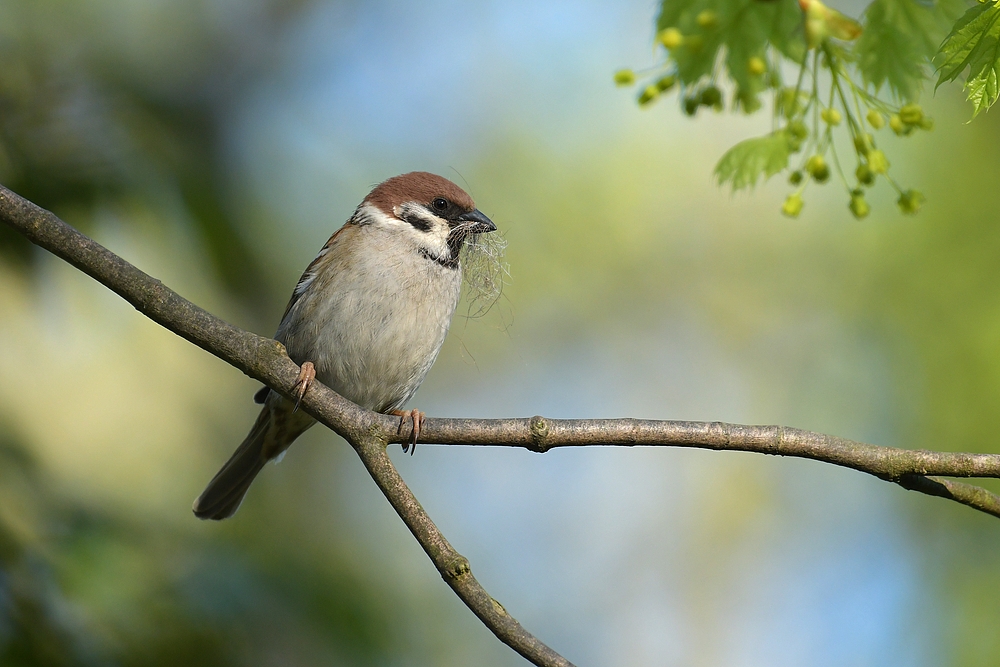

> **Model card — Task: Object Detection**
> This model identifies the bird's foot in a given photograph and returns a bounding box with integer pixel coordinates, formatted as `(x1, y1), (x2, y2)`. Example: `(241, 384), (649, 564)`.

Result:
(292, 361), (316, 412)
(390, 408), (424, 454)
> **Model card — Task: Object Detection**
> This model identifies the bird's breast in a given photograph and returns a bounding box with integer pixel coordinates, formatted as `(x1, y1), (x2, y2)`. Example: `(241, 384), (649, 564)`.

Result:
(276, 227), (462, 411)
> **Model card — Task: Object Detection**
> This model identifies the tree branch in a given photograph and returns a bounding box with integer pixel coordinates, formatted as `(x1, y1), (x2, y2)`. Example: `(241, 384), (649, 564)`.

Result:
(0, 184), (575, 667)
(409, 418), (1000, 518)
(4, 183), (1000, 665)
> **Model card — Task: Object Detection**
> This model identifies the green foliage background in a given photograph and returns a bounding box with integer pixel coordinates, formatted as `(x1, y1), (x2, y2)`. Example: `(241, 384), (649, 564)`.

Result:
(624, 0), (997, 219)
(1, 0), (1000, 665)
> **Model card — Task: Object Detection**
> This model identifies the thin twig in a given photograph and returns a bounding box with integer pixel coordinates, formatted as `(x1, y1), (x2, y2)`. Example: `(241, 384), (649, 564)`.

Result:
(402, 418), (1000, 519)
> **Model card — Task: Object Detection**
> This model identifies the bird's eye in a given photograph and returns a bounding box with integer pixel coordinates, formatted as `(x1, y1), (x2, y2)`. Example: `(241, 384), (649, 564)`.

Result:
(432, 198), (449, 212)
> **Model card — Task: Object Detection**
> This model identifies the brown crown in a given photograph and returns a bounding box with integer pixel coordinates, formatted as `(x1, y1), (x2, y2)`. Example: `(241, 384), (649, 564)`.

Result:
(364, 172), (476, 216)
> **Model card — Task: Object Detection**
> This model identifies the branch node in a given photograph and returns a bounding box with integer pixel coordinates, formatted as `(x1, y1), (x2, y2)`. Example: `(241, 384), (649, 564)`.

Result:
(490, 597), (509, 617)
(529, 415), (550, 452)
(442, 555), (472, 580)
(773, 425), (784, 451)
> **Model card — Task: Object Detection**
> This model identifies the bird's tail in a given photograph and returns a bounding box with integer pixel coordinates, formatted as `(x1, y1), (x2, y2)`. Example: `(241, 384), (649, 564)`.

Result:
(193, 407), (272, 520)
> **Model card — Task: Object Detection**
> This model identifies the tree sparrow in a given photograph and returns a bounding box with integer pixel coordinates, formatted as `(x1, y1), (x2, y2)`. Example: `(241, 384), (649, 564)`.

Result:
(193, 172), (497, 520)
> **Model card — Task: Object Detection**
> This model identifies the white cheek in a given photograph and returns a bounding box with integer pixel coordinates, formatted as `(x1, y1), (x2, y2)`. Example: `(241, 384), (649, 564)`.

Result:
(393, 203), (451, 256)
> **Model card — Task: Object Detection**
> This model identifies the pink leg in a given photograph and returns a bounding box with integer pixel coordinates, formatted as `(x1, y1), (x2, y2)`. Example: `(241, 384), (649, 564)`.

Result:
(292, 361), (316, 411)
(390, 408), (425, 454)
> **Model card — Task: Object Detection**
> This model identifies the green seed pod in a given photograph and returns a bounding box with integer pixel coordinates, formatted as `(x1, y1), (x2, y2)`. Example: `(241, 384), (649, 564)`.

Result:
(867, 149), (889, 174)
(899, 103), (923, 125)
(853, 133), (874, 156)
(700, 86), (722, 107)
(658, 27), (683, 49)
(889, 114), (906, 135)
(849, 193), (870, 219)
(806, 154), (825, 174)
(788, 119), (809, 140)
(638, 85), (659, 106)
(683, 96), (699, 116)
(696, 10), (718, 28)
(897, 189), (925, 215)
(748, 56), (767, 76)
(655, 75), (677, 92)
(866, 110), (885, 129)
(855, 163), (874, 185)
(806, 155), (829, 183)
(789, 170), (804, 185)
(821, 108), (842, 125)
(614, 69), (636, 87)
(782, 194), (804, 218)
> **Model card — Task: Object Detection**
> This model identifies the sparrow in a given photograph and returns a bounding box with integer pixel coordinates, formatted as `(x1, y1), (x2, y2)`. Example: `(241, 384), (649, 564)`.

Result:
(193, 172), (497, 520)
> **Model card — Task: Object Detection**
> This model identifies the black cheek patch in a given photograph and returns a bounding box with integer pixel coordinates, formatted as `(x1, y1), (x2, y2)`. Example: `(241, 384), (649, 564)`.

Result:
(402, 211), (432, 232)
(420, 247), (459, 269)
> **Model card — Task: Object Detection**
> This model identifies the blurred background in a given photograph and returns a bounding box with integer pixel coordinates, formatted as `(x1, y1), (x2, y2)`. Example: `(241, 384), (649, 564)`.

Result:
(1, 0), (999, 665)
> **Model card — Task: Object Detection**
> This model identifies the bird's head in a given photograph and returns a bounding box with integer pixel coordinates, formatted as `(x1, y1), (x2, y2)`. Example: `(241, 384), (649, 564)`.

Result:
(359, 171), (496, 268)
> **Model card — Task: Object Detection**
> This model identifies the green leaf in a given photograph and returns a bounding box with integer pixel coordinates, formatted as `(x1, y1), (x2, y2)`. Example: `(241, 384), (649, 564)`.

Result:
(854, 0), (967, 101)
(715, 131), (790, 191)
(934, 2), (1000, 117)
(656, 0), (805, 87)
(966, 62), (999, 116)
(726, 0), (805, 96)
(657, 0), (705, 32)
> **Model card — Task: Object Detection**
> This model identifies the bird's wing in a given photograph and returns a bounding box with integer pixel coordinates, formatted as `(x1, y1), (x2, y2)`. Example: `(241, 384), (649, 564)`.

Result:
(278, 223), (353, 323)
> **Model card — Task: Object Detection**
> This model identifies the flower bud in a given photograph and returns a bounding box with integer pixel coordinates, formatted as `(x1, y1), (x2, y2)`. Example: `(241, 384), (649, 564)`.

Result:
(899, 103), (923, 125)
(821, 108), (842, 125)
(614, 69), (636, 86)
(700, 85), (722, 108)
(788, 119), (809, 140)
(867, 149), (889, 174)
(849, 192), (870, 219)
(658, 27), (683, 49)
(919, 116), (934, 131)
(897, 189), (925, 215)
(782, 194), (804, 218)
(889, 114), (907, 135)
(866, 109), (885, 129)
(696, 10), (718, 28)
(655, 75), (677, 92)
(853, 133), (874, 156)
(638, 85), (659, 106)
(806, 155), (829, 183)
(789, 170), (804, 185)
(748, 56), (767, 76)
(683, 96), (699, 116)
(855, 163), (874, 185)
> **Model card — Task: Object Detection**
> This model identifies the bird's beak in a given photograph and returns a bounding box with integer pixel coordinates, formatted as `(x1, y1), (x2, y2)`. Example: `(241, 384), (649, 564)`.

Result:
(455, 209), (496, 233)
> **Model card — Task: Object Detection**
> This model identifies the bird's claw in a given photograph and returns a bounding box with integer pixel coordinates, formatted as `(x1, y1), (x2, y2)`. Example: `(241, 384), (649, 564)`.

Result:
(391, 408), (424, 454)
(292, 361), (316, 412)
